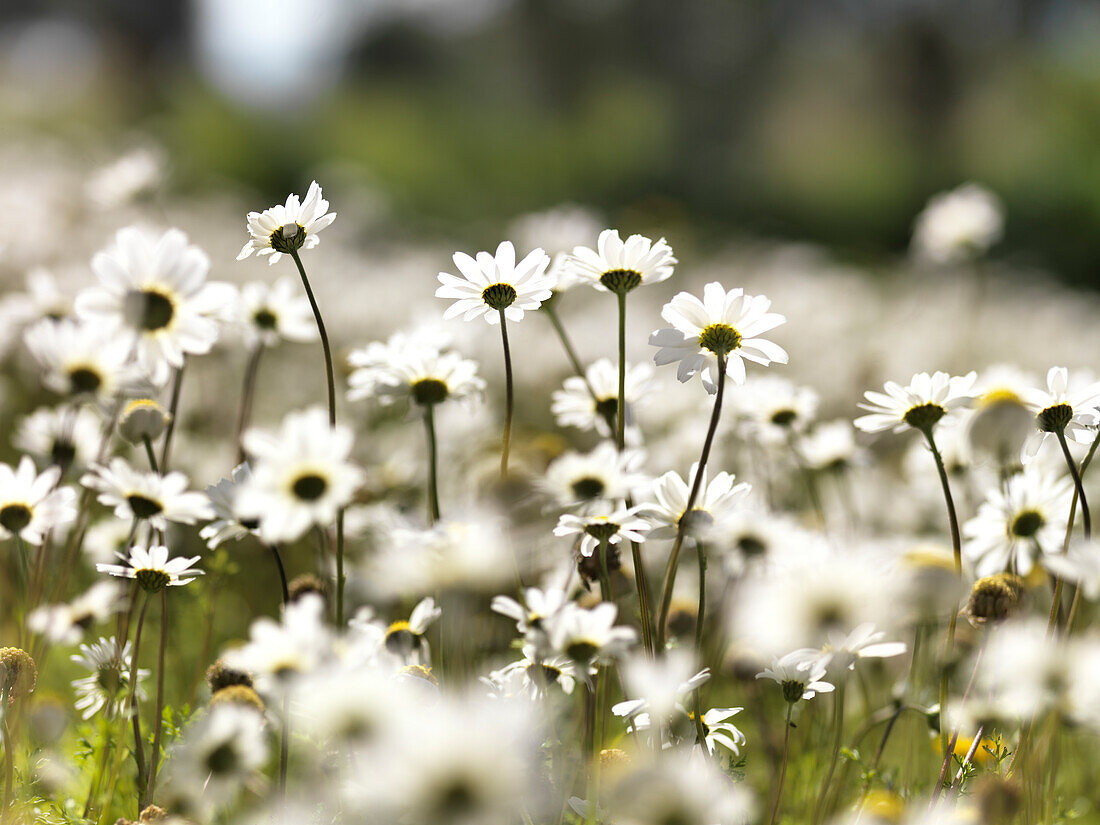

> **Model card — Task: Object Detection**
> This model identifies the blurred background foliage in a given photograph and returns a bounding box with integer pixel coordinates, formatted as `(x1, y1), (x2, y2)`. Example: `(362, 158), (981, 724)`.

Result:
(5, 0), (1100, 283)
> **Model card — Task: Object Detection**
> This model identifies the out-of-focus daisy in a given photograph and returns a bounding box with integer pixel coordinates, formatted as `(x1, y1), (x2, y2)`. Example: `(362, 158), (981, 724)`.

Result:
(223, 593), (331, 692)
(756, 649), (835, 703)
(235, 407), (364, 543)
(347, 342), (484, 408)
(614, 649), (711, 725)
(237, 180), (336, 265)
(1021, 366), (1100, 460)
(82, 458), (213, 531)
(70, 636), (147, 720)
(539, 442), (649, 509)
(491, 574), (573, 647)
(1044, 538), (1100, 600)
(75, 227), (235, 384)
(550, 358), (653, 439)
(912, 183), (1003, 264)
(14, 405), (102, 474)
(606, 750), (753, 825)
(0, 268), (74, 358)
(200, 463), (257, 550)
(800, 420), (859, 472)
(436, 240), (554, 325)
(967, 366), (1037, 466)
(27, 580), (123, 645)
(553, 502), (650, 558)
(97, 545), (203, 591)
(509, 204), (603, 291)
(649, 282), (788, 393)
(0, 456), (77, 545)
(236, 277), (318, 348)
(734, 375), (819, 442)
(383, 597), (442, 665)
(640, 462), (751, 540)
(566, 229), (676, 294)
(24, 319), (143, 403)
(488, 644), (588, 699)
(855, 371), (977, 435)
(815, 623), (907, 674)
(963, 468), (1073, 577)
(621, 704), (746, 757)
(86, 147), (163, 208)
(548, 601), (637, 666)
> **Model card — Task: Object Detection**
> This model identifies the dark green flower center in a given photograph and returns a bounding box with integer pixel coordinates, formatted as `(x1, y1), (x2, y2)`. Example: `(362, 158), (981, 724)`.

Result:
(1037, 403), (1073, 434)
(205, 742), (240, 775)
(96, 663), (122, 694)
(698, 323), (743, 357)
(565, 640), (599, 663)
(270, 224), (305, 254)
(0, 504), (32, 534)
(583, 521), (620, 541)
(599, 268), (642, 294)
(481, 283), (517, 310)
(68, 366), (103, 395)
(737, 534), (767, 558)
(570, 476), (606, 501)
(50, 439), (77, 470)
(126, 494), (163, 519)
(135, 568), (171, 593)
(125, 288), (175, 331)
(903, 402), (946, 432)
(781, 679), (805, 703)
(411, 378), (449, 406)
(1011, 509), (1045, 538)
(770, 408), (798, 426)
(538, 664), (562, 683)
(291, 473), (328, 502)
(595, 396), (619, 422)
(678, 508), (714, 534)
(252, 308), (278, 330)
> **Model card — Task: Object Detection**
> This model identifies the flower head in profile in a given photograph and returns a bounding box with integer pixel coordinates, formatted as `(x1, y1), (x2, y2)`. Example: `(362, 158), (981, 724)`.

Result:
(236, 277), (318, 348)
(756, 649), (835, 703)
(200, 463), (257, 550)
(554, 502), (650, 558)
(97, 544), (203, 592)
(640, 462), (751, 540)
(81, 458), (213, 531)
(650, 282), (788, 393)
(912, 183), (1004, 264)
(436, 241), (554, 324)
(347, 340), (484, 408)
(855, 371), (977, 435)
(235, 407), (364, 543)
(551, 358), (653, 440)
(237, 180), (336, 264)
(383, 597), (442, 665)
(1021, 366), (1100, 460)
(566, 229), (676, 294)
(76, 227), (235, 384)
(71, 636), (147, 720)
(28, 580), (122, 644)
(0, 456), (77, 545)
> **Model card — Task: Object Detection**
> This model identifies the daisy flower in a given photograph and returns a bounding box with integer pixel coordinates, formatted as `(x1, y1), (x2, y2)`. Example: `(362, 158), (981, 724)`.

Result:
(27, 580), (123, 645)
(1021, 366), (1100, 459)
(97, 544), (203, 591)
(912, 183), (1004, 264)
(614, 649), (711, 724)
(383, 597), (442, 665)
(963, 467), (1073, 577)
(548, 601), (637, 666)
(200, 463), (257, 550)
(539, 442), (649, 509)
(620, 705), (746, 758)
(14, 405), (103, 474)
(816, 623), (908, 674)
(855, 371), (978, 434)
(347, 341), (485, 407)
(565, 229), (676, 294)
(70, 636), (147, 720)
(81, 458), (213, 531)
(435, 240), (554, 324)
(235, 406), (364, 543)
(491, 574), (573, 648)
(24, 318), (144, 403)
(554, 502), (650, 558)
(649, 282), (788, 393)
(236, 276), (318, 348)
(0, 456), (77, 545)
(488, 644), (588, 699)
(222, 593), (332, 691)
(237, 180), (336, 265)
(734, 375), (819, 442)
(756, 649), (835, 703)
(800, 420), (859, 472)
(550, 358), (653, 439)
(1044, 538), (1100, 601)
(0, 268), (71, 340)
(75, 227), (235, 384)
(640, 462), (751, 540)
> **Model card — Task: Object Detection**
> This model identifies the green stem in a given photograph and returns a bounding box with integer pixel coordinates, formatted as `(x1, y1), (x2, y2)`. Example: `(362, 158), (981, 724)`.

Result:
(279, 692), (289, 801)
(1056, 430), (1090, 539)
(616, 292), (627, 449)
(288, 251), (336, 426)
(813, 679), (846, 825)
(423, 404), (441, 525)
(694, 542), (707, 654)
(768, 702), (794, 825)
(145, 590), (168, 803)
(597, 538), (613, 603)
(142, 437), (159, 475)
(543, 301), (594, 395)
(158, 365), (184, 471)
(498, 309), (514, 476)
(127, 594), (149, 813)
(234, 343), (265, 465)
(1, 689), (11, 819)
(656, 355), (729, 649)
(268, 543), (289, 607)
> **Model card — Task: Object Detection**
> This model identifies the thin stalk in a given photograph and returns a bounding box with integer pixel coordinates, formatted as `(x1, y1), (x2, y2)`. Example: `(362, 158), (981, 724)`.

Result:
(81, 718), (111, 819)
(787, 431), (826, 527)
(158, 365), (185, 470)
(498, 309), (514, 476)
(145, 590), (168, 803)
(631, 540), (655, 658)
(542, 301), (594, 395)
(279, 692), (289, 801)
(597, 538), (613, 603)
(142, 437), (159, 475)
(694, 542), (707, 654)
(423, 404), (441, 524)
(930, 635), (986, 804)
(127, 594), (149, 811)
(1, 688), (11, 819)
(1058, 433), (1099, 633)
(335, 513), (346, 626)
(234, 344), (265, 465)
(616, 292), (627, 449)
(268, 543), (289, 606)
(768, 702), (794, 825)
(1056, 430), (1090, 538)
(813, 679), (846, 825)
(656, 355), (729, 648)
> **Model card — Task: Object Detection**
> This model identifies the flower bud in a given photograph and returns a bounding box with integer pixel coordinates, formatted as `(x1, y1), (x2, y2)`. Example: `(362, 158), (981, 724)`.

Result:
(0, 647), (37, 697)
(118, 399), (171, 445)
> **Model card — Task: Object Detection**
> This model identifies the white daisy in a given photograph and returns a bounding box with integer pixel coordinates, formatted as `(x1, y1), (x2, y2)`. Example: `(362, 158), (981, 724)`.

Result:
(565, 228), (676, 293)
(27, 580), (123, 645)
(199, 463), (257, 550)
(435, 240), (554, 325)
(488, 644), (588, 699)
(347, 340), (485, 407)
(81, 458), (213, 531)
(97, 544), (203, 591)
(855, 371), (978, 434)
(639, 461), (751, 540)
(547, 601), (637, 666)
(1044, 538), (1100, 601)
(13, 405), (103, 474)
(756, 649), (835, 703)
(0, 268), (71, 353)
(75, 226), (235, 384)
(24, 318), (144, 403)
(223, 593), (332, 691)
(963, 467), (1074, 577)
(734, 375), (819, 442)
(237, 180), (336, 265)
(491, 574), (574, 649)
(550, 358), (653, 438)
(649, 281), (788, 393)
(800, 420), (859, 472)
(554, 502), (650, 558)
(912, 183), (1004, 264)
(815, 622), (908, 674)
(86, 147), (163, 208)
(614, 648), (711, 724)
(539, 441), (649, 509)
(1021, 366), (1100, 460)
(70, 636), (148, 720)
(236, 276), (318, 348)
(382, 597), (442, 665)
(235, 406), (364, 543)
(0, 456), (77, 545)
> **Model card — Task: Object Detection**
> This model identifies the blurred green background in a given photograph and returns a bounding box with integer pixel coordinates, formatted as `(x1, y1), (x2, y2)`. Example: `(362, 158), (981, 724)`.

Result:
(6, 0), (1100, 283)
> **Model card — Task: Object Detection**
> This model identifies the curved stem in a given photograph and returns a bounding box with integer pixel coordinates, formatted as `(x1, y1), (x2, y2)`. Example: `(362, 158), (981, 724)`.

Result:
(498, 309), (514, 476)
(158, 365), (185, 471)
(288, 251), (336, 426)
(616, 292), (627, 449)
(542, 302), (595, 396)
(145, 590), (168, 803)
(813, 679), (846, 825)
(768, 702), (794, 825)
(423, 404), (441, 525)
(127, 594), (149, 813)
(656, 356), (729, 649)
(234, 344), (265, 465)
(1056, 430), (1090, 539)
(268, 543), (289, 607)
